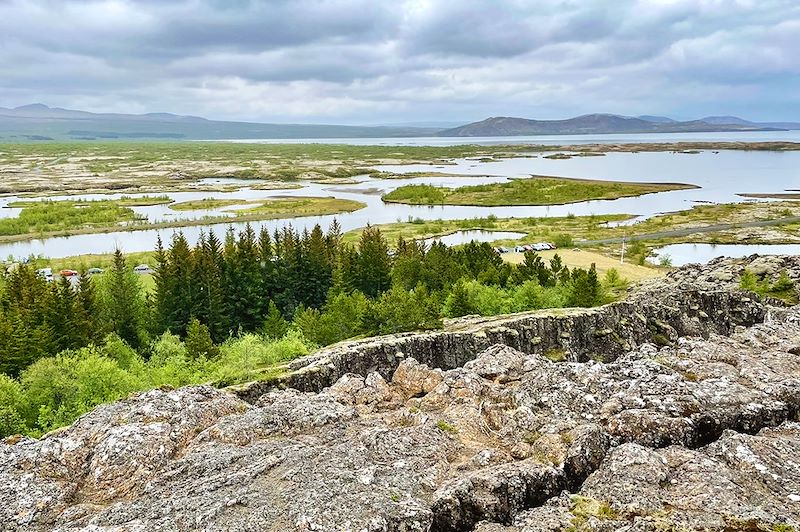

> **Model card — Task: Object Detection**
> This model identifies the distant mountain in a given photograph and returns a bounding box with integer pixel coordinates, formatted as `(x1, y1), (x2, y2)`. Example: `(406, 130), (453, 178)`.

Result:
(699, 115), (800, 130)
(437, 114), (789, 137)
(638, 115), (676, 123)
(2, 104), (798, 141)
(0, 104), (440, 140)
(699, 115), (757, 126)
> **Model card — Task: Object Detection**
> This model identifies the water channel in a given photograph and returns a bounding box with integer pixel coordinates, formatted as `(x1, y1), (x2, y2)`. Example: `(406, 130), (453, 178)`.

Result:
(1, 137), (799, 261)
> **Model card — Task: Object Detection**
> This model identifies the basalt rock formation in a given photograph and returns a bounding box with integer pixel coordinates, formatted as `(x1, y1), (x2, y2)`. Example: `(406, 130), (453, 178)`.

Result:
(2, 256), (799, 531)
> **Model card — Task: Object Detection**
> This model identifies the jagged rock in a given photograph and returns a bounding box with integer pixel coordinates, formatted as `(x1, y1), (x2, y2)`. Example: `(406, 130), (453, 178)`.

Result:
(501, 424), (800, 531)
(1, 258), (800, 531)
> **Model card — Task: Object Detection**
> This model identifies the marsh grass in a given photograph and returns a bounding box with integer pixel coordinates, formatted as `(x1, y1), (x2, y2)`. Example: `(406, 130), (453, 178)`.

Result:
(382, 176), (696, 206)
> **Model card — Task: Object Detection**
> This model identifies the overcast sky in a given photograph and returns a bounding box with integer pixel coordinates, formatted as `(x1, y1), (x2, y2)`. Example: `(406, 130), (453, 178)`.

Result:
(1, 0), (798, 124)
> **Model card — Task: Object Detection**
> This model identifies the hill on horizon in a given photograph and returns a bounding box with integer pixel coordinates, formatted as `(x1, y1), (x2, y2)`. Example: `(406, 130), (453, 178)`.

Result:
(2, 104), (799, 141)
(0, 104), (441, 141)
(438, 113), (799, 137)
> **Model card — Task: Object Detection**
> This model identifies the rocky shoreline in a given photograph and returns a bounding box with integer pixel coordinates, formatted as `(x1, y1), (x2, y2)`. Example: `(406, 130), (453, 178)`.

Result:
(1, 255), (799, 531)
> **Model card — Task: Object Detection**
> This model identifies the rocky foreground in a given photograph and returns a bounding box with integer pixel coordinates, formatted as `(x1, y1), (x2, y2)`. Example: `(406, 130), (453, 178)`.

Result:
(2, 256), (800, 531)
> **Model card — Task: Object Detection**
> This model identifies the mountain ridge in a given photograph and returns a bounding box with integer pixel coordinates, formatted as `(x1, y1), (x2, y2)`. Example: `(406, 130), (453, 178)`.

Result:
(2, 104), (799, 140)
(437, 113), (794, 137)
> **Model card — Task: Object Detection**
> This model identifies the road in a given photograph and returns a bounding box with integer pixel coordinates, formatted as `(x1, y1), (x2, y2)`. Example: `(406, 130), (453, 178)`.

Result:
(580, 215), (800, 246)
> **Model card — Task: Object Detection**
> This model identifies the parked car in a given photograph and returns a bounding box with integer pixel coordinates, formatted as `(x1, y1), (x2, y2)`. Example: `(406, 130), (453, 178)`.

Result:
(133, 264), (153, 274)
(59, 269), (79, 277)
(36, 267), (54, 282)
(513, 245), (527, 252)
(87, 267), (104, 275)
(498, 247), (511, 254)
(522, 244), (534, 251)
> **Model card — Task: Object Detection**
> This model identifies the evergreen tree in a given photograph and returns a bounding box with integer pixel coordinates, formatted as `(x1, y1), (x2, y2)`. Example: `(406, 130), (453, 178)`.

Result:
(355, 225), (391, 297)
(193, 231), (227, 341)
(391, 237), (425, 290)
(101, 249), (147, 349)
(259, 300), (289, 340)
(185, 318), (219, 360)
(443, 280), (475, 317)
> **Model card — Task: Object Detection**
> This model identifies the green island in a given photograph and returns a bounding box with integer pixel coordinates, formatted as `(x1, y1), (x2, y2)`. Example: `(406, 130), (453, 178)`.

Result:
(168, 198), (251, 211)
(0, 196), (365, 242)
(381, 176), (697, 206)
(6, 195), (172, 209)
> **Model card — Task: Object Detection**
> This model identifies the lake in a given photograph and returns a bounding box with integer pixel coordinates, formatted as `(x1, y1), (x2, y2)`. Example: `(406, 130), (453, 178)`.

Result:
(651, 243), (800, 266)
(1, 139), (799, 260)
(217, 130), (800, 146)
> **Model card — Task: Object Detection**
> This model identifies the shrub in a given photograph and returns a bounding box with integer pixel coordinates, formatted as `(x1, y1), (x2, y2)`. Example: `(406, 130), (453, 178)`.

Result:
(552, 233), (574, 248)
(0, 374), (26, 437)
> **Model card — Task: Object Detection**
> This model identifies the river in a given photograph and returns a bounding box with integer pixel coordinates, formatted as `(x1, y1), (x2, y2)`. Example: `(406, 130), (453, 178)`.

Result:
(1, 133), (799, 261)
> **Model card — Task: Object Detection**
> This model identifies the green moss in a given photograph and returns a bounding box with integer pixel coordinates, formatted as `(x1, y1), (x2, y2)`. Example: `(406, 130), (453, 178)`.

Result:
(435, 420), (458, 434)
(567, 495), (619, 530)
(544, 348), (566, 362)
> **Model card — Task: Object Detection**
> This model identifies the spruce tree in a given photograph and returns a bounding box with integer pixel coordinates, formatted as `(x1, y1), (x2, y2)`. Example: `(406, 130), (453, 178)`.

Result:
(185, 318), (219, 360)
(259, 300), (289, 340)
(102, 249), (146, 349)
(355, 225), (391, 297)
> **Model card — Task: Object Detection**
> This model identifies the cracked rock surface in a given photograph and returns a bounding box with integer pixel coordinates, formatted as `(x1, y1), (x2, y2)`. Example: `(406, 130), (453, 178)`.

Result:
(2, 260), (800, 531)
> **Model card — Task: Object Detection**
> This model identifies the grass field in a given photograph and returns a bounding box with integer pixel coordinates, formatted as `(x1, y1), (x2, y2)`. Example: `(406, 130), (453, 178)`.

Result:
(502, 249), (663, 282)
(382, 176), (697, 206)
(169, 198), (250, 211)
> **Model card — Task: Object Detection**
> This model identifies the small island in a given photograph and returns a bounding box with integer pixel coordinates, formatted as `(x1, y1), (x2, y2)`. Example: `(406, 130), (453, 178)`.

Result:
(381, 175), (698, 206)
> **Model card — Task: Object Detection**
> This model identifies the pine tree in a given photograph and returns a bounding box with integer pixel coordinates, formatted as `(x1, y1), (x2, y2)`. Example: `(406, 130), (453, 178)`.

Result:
(192, 231), (227, 341)
(355, 225), (391, 297)
(444, 280), (474, 317)
(185, 318), (219, 360)
(102, 249), (147, 349)
(259, 300), (289, 340)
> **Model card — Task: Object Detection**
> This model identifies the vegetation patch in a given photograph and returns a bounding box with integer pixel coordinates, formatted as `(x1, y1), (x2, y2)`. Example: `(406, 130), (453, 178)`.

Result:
(235, 196), (365, 217)
(382, 176), (697, 206)
(169, 198), (251, 211)
(740, 268), (797, 304)
(0, 199), (145, 236)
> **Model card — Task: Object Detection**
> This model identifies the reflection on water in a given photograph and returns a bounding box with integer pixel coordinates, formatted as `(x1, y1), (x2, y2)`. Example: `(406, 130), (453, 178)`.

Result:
(651, 243), (800, 266)
(0, 147), (799, 259)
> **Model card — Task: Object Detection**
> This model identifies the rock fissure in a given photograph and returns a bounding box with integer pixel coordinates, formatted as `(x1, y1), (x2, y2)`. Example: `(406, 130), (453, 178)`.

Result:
(2, 255), (800, 531)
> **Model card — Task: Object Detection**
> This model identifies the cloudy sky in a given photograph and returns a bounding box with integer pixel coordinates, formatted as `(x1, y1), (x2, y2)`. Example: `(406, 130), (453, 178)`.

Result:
(1, 0), (798, 124)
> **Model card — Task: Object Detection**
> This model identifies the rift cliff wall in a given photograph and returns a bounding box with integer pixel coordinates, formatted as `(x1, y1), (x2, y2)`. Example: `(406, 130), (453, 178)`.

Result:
(234, 289), (769, 402)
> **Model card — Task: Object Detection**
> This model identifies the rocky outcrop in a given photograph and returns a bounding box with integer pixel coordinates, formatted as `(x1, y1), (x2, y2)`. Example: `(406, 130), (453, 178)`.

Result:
(234, 289), (769, 401)
(2, 257), (799, 531)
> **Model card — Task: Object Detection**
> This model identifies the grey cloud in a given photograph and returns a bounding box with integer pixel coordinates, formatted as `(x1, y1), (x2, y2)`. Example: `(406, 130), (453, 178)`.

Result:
(0, 0), (798, 122)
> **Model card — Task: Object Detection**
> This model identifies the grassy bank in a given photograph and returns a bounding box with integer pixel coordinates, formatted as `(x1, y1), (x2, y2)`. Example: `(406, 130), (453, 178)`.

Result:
(7, 195), (172, 208)
(382, 176), (697, 206)
(169, 198), (249, 211)
(0, 196), (365, 243)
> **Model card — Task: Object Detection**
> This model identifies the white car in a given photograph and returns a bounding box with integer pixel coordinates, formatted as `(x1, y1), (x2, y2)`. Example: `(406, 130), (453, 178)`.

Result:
(133, 264), (153, 274)
(36, 267), (54, 282)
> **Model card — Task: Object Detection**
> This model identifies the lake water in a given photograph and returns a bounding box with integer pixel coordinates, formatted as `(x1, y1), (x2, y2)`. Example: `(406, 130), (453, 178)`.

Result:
(218, 130), (800, 146)
(651, 243), (800, 266)
(1, 138), (799, 260)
